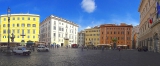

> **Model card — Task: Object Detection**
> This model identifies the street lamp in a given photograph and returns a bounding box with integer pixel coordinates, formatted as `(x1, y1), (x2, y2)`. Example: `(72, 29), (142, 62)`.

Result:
(11, 33), (15, 42)
(6, 7), (11, 55)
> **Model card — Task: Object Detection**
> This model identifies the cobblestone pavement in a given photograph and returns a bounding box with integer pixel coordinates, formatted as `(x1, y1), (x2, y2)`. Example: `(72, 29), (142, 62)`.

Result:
(0, 48), (160, 66)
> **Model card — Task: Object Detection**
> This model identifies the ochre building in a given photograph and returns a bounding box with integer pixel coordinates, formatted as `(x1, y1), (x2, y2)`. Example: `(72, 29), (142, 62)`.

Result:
(85, 26), (100, 47)
(0, 14), (40, 45)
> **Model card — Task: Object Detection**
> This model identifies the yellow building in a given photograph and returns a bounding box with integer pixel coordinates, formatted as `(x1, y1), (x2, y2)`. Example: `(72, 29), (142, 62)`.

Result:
(0, 14), (39, 45)
(85, 26), (100, 47)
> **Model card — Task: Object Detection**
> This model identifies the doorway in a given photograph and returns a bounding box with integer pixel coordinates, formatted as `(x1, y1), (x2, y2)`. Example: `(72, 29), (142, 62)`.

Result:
(154, 33), (159, 52)
(61, 43), (63, 47)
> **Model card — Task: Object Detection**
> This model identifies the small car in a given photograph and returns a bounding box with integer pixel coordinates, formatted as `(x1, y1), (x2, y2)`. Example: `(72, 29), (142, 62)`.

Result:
(37, 46), (49, 52)
(13, 46), (31, 55)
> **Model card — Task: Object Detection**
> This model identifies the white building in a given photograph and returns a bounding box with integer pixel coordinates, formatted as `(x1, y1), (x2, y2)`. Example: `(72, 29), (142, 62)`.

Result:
(77, 30), (85, 47)
(40, 15), (79, 47)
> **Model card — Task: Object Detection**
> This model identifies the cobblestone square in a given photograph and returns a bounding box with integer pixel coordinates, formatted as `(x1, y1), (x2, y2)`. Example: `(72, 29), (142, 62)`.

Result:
(0, 48), (160, 66)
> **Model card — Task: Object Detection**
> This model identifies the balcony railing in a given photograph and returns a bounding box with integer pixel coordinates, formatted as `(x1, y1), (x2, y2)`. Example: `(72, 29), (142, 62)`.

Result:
(64, 37), (69, 40)
(151, 19), (160, 28)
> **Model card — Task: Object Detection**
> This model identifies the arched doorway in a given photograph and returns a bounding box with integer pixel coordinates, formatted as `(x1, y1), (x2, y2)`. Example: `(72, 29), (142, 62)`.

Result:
(153, 33), (159, 52)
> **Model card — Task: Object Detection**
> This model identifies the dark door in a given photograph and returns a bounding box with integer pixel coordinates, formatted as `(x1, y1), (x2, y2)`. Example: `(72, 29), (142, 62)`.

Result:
(61, 43), (63, 47)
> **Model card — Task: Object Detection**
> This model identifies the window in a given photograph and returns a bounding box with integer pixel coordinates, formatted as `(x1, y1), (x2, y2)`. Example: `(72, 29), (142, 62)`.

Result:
(28, 36), (30, 38)
(4, 18), (6, 21)
(3, 30), (6, 34)
(32, 24), (36, 27)
(59, 27), (61, 31)
(54, 26), (56, 30)
(28, 30), (30, 34)
(22, 17), (24, 20)
(17, 36), (19, 38)
(12, 29), (15, 33)
(3, 36), (6, 38)
(22, 29), (24, 35)
(53, 33), (56, 37)
(3, 24), (6, 27)
(62, 28), (64, 31)
(28, 17), (30, 20)
(33, 18), (36, 21)
(17, 29), (20, 33)
(13, 17), (15, 20)
(33, 30), (35, 34)
(27, 24), (30, 27)
(22, 24), (25, 27)
(33, 36), (35, 38)
(114, 31), (116, 34)
(17, 24), (19, 27)
(13, 24), (15, 27)
(17, 17), (20, 20)
(54, 21), (56, 25)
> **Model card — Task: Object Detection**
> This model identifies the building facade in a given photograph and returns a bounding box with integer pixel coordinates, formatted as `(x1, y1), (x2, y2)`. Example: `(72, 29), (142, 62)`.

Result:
(138, 0), (160, 52)
(84, 26), (100, 47)
(40, 15), (79, 47)
(131, 25), (139, 49)
(78, 30), (85, 47)
(0, 14), (39, 44)
(100, 23), (133, 49)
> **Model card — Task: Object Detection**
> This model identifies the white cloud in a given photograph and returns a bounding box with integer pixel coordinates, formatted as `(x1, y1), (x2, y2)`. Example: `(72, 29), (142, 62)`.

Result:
(86, 26), (91, 29)
(81, 0), (96, 13)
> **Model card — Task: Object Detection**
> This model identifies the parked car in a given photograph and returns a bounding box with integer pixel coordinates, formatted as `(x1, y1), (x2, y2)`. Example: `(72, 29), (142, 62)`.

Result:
(13, 46), (31, 55)
(37, 46), (49, 52)
(137, 46), (148, 52)
(142, 46), (148, 52)
(71, 44), (78, 48)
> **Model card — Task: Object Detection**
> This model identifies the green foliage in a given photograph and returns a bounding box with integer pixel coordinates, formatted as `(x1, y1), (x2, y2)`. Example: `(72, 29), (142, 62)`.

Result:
(112, 38), (117, 43)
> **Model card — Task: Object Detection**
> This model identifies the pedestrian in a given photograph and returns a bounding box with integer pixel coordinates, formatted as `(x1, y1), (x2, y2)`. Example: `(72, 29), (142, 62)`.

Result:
(87, 46), (88, 51)
(81, 46), (84, 51)
(66, 45), (68, 49)
(102, 46), (104, 51)
(118, 46), (121, 51)
(32, 46), (35, 51)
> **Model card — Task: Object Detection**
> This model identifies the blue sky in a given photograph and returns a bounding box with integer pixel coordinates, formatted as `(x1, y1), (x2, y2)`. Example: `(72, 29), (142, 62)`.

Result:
(0, 0), (141, 31)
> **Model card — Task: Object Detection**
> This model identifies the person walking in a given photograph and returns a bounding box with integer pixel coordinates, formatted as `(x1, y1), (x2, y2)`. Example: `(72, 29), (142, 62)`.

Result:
(32, 46), (35, 52)
(102, 46), (104, 51)
(81, 46), (84, 51)
(118, 46), (121, 51)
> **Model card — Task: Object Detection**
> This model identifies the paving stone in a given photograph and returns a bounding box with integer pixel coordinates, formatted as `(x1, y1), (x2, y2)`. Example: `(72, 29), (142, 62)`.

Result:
(0, 48), (160, 66)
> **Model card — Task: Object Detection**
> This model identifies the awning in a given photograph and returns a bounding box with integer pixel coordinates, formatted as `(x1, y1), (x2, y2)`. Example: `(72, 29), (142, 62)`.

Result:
(117, 45), (127, 46)
(117, 45), (122, 46)
(97, 44), (111, 46)
(122, 45), (127, 46)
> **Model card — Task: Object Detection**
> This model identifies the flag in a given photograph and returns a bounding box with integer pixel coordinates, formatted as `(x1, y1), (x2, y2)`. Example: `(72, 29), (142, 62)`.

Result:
(157, 2), (160, 18)
(149, 17), (153, 24)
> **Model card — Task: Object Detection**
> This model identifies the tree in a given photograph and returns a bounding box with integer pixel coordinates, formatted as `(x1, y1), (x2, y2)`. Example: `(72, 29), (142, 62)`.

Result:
(112, 38), (118, 49)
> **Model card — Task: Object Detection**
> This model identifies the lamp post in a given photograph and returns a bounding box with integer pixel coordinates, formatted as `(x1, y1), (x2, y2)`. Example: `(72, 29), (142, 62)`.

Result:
(6, 7), (11, 55)
(11, 33), (15, 42)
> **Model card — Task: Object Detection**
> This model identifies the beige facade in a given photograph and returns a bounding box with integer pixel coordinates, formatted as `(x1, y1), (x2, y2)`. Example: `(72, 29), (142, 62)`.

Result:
(131, 25), (139, 49)
(138, 0), (160, 52)
(84, 26), (100, 47)
(78, 30), (85, 47)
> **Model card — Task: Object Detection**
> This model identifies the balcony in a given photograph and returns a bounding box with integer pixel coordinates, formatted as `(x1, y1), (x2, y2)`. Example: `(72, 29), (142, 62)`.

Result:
(64, 37), (69, 40)
(151, 18), (160, 28)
